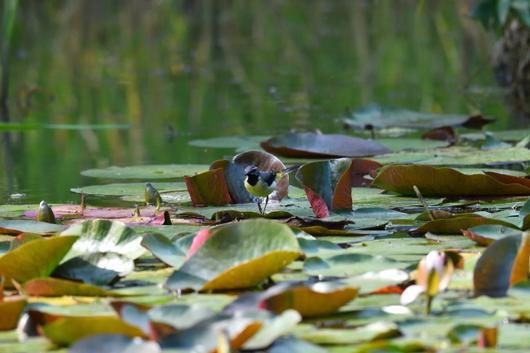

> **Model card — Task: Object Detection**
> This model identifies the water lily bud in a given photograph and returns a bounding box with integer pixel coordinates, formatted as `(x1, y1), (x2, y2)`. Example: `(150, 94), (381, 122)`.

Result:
(144, 183), (161, 210)
(36, 201), (56, 224)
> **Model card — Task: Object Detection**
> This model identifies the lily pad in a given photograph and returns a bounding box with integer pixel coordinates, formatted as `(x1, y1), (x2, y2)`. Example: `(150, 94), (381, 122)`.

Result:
(295, 158), (354, 218)
(165, 219), (302, 291)
(0, 297), (27, 331)
(304, 253), (410, 277)
(71, 182), (186, 198)
(373, 165), (530, 197)
(61, 220), (146, 262)
(344, 104), (493, 130)
(261, 132), (390, 158)
(474, 232), (530, 297)
(23, 278), (117, 297)
(42, 316), (146, 346)
(0, 236), (78, 286)
(69, 335), (160, 353)
(0, 220), (65, 235)
(373, 146), (530, 165)
(81, 164), (208, 180)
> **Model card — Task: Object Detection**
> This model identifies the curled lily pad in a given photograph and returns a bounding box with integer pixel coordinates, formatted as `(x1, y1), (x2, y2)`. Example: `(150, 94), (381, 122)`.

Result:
(373, 165), (530, 197)
(413, 214), (516, 235)
(165, 219), (302, 291)
(184, 168), (232, 207)
(295, 158), (354, 218)
(474, 232), (530, 297)
(261, 132), (389, 158)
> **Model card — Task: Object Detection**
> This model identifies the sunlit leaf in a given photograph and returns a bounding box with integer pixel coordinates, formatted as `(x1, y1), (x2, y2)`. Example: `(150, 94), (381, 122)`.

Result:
(165, 219), (302, 291)
(81, 164), (208, 180)
(0, 236), (78, 286)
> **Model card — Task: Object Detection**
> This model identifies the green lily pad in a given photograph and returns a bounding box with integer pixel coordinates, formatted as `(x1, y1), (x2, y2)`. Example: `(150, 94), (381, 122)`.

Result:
(345, 104), (492, 130)
(81, 164), (208, 180)
(373, 146), (530, 166)
(23, 278), (118, 297)
(0, 236), (78, 286)
(0, 220), (65, 235)
(165, 219), (302, 291)
(61, 220), (146, 262)
(71, 182), (186, 198)
(304, 253), (410, 277)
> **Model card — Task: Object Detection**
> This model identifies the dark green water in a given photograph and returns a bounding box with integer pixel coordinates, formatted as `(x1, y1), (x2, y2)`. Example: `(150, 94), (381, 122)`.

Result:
(0, 1), (511, 203)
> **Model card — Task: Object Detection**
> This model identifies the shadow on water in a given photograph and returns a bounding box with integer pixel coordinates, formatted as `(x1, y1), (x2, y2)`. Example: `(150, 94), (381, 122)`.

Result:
(0, 0), (518, 203)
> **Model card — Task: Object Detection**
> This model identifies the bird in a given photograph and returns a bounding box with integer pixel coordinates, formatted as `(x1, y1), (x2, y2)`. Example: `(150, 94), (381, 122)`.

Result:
(144, 183), (162, 211)
(244, 165), (299, 214)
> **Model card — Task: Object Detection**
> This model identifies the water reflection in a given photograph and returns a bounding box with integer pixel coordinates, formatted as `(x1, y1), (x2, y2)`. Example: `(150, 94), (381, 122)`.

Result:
(1, 0), (509, 203)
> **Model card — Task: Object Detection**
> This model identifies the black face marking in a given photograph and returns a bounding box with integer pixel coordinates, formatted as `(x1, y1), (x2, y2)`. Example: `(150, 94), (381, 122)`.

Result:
(245, 166), (260, 186)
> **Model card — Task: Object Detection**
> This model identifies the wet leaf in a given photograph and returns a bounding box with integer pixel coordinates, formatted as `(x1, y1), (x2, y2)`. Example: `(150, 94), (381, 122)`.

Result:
(261, 132), (389, 158)
(242, 310), (301, 350)
(295, 158), (354, 218)
(0, 296), (26, 331)
(23, 278), (117, 297)
(81, 164), (208, 180)
(373, 165), (530, 197)
(42, 316), (146, 346)
(165, 219), (302, 291)
(0, 236), (78, 286)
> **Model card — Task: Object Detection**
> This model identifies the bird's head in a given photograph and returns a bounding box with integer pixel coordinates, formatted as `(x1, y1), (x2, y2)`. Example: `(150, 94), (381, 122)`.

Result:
(244, 165), (260, 177)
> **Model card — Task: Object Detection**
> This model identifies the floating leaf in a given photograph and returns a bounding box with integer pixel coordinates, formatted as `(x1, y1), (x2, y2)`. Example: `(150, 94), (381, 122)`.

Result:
(61, 220), (145, 262)
(53, 252), (133, 285)
(373, 165), (530, 197)
(0, 220), (65, 235)
(462, 225), (520, 246)
(71, 182), (185, 198)
(295, 158), (354, 218)
(344, 104), (493, 130)
(0, 236), (78, 286)
(165, 219), (302, 291)
(413, 214), (516, 235)
(42, 316), (146, 346)
(70, 335), (160, 353)
(242, 310), (301, 350)
(141, 233), (186, 268)
(159, 313), (262, 352)
(81, 164), (208, 180)
(474, 232), (530, 297)
(374, 146), (530, 165)
(304, 253), (410, 277)
(0, 296), (27, 331)
(23, 278), (117, 297)
(261, 132), (389, 158)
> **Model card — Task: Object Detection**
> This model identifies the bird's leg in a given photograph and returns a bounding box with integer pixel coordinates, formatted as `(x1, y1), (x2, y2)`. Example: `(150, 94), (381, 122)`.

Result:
(262, 196), (269, 214)
(257, 198), (263, 214)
